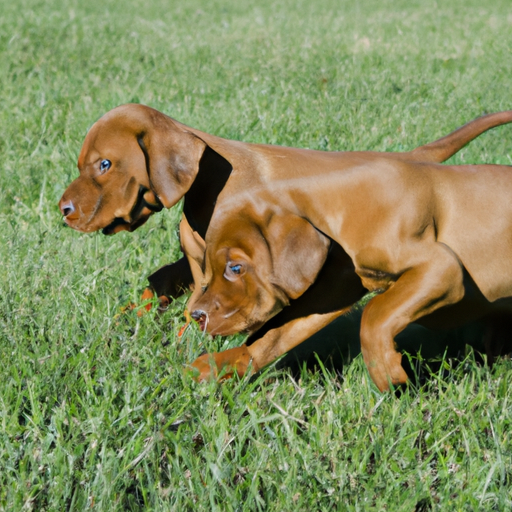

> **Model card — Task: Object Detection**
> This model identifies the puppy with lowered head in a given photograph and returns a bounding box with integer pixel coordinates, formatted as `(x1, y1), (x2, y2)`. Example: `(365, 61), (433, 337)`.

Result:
(190, 149), (512, 391)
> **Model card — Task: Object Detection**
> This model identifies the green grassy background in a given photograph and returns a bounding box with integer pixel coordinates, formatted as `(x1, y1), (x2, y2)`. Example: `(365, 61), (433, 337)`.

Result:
(1, 0), (512, 509)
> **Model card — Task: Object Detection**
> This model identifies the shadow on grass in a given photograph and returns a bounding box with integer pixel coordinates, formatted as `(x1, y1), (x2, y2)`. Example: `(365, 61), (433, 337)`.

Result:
(276, 306), (489, 386)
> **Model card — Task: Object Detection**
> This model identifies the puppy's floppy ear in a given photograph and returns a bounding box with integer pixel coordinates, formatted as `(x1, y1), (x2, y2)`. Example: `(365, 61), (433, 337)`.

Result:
(138, 123), (206, 208)
(265, 214), (330, 299)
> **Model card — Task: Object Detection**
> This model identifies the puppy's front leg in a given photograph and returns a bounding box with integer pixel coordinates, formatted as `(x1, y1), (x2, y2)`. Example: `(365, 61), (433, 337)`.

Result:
(359, 244), (465, 392)
(189, 310), (349, 381)
(246, 310), (352, 372)
(145, 216), (205, 304)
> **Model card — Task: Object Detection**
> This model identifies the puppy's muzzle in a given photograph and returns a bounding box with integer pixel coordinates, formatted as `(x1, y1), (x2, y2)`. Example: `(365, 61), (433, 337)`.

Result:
(59, 199), (76, 219)
(191, 310), (208, 332)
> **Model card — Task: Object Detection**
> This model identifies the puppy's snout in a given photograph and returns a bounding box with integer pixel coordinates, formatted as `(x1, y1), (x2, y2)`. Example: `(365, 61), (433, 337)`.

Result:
(191, 309), (208, 332)
(191, 310), (207, 322)
(59, 199), (76, 218)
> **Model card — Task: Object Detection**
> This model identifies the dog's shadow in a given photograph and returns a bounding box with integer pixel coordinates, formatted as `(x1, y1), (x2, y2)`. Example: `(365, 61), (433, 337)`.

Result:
(277, 307), (489, 384)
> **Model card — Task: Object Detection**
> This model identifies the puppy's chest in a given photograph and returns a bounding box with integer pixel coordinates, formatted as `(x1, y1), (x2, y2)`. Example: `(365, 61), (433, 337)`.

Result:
(355, 267), (398, 293)
(346, 245), (402, 292)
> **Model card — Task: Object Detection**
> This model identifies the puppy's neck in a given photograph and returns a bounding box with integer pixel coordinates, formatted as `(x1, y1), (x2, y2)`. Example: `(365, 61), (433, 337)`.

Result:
(183, 146), (232, 238)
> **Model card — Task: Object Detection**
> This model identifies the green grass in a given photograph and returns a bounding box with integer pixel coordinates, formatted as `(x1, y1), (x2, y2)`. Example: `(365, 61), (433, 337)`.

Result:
(1, 0), (512, 509)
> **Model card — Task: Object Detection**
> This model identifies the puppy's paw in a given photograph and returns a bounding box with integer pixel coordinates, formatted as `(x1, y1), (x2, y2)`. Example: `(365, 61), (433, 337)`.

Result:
(187, 346), (253, 382)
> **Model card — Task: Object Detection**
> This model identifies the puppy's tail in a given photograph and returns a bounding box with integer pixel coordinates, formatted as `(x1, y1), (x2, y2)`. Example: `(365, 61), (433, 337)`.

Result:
(405, 110), (512, 163)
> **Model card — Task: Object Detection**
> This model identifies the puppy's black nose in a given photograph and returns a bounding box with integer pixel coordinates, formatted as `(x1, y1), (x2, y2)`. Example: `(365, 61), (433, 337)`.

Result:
(60, 200), (75, 217)
(191, 310), (207, 322)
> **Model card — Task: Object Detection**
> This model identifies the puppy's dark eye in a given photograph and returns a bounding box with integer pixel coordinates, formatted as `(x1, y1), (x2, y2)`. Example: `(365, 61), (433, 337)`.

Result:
(230, 264), (242, 274)
(99, 159), (112, 173)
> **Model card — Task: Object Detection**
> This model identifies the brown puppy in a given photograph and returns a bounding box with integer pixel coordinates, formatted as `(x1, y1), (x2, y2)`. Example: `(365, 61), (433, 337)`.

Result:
(59, 105), (512, 385)
(190, 132), (512, 391)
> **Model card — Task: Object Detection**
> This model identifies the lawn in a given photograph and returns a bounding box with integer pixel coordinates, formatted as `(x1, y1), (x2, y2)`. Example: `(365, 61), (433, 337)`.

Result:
(1, 0), (512, 510)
